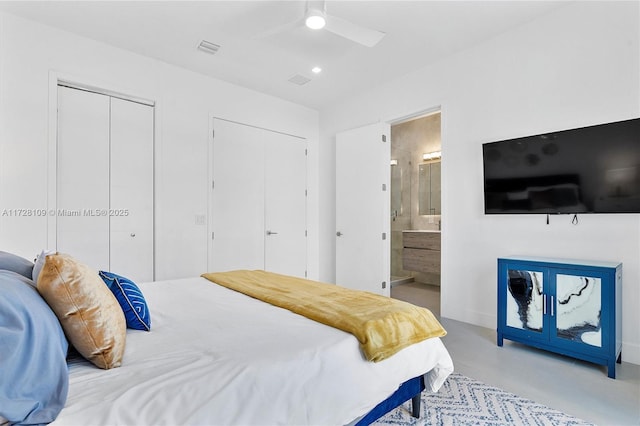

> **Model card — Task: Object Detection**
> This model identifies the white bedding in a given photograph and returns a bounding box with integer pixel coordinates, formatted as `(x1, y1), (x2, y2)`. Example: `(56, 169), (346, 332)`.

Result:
(53, 276), (453, 425)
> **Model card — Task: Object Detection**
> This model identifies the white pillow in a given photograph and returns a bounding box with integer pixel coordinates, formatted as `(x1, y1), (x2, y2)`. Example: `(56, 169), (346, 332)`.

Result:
(32, 249), (55, 284)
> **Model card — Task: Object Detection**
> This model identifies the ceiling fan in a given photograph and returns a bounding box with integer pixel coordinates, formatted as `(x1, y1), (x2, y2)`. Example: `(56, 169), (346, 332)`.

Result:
(257, 0), (386, 47)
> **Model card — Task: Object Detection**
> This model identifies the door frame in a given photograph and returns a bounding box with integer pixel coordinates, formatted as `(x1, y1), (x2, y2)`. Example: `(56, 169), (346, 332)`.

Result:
(47, 71), (157, 279)
(386, 105), (444, 304)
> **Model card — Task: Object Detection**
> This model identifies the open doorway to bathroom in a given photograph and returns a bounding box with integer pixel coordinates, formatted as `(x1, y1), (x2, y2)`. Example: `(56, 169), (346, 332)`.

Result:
(389, 110), (441, 317)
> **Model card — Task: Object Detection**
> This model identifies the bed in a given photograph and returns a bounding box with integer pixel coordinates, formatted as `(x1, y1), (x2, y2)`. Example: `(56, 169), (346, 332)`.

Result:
(1, 251), (454, 426)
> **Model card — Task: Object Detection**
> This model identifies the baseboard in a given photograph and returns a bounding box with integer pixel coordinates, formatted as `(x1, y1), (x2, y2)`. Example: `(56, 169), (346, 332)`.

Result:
(443, 310), (640, 366)
(442, 308), (495, 330)
(621, 341), (640, 365)
(390, 277), (414, 287)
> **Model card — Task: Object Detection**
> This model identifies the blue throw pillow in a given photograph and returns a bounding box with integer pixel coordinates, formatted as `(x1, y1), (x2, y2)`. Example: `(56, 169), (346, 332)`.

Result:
(0, 250), (35, 281)
(99, 271), (151, 331)
(0, 270), (69, 424)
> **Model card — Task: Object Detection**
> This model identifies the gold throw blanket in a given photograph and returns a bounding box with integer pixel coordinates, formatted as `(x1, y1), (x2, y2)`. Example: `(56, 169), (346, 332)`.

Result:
(201, 270), (446, 362)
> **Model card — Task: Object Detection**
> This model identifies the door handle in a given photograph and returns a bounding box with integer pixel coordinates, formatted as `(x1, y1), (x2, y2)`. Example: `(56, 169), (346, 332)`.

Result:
(266, 230), (278, 236)
(336, 231), (343, 237)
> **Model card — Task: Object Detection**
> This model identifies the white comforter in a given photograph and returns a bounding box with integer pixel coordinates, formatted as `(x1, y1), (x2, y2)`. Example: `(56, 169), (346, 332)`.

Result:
(53, 276), (453, 425)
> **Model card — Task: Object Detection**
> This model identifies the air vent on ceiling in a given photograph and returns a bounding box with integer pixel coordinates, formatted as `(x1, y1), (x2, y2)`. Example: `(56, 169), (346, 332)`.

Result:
(288, 74), (312, 86)
(197, 40), (220, 55)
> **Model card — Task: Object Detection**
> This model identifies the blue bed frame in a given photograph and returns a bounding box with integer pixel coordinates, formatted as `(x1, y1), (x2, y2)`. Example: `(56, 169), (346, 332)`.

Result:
(355, 375), (425, 425)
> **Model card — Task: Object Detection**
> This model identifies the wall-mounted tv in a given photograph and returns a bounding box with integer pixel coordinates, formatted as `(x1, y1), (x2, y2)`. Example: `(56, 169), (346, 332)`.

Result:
(482, 117), (640, 214)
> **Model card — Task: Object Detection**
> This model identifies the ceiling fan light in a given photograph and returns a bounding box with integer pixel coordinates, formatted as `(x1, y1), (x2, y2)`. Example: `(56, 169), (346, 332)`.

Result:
(305, 13), (326, 30)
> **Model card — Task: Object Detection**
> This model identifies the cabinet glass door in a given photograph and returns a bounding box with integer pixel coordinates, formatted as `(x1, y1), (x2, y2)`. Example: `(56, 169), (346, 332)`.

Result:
(554, 273), (602, 347)
(506, 269), (544, 333)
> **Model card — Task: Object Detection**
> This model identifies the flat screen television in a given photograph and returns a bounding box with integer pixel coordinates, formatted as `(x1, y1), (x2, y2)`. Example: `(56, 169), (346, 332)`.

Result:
(482, 117), (640, 214)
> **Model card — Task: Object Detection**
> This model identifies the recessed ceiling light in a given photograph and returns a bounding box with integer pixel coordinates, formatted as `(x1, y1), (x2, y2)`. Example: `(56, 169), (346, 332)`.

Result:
(312, 67), (322, 74)
(305, 11), (326, 29)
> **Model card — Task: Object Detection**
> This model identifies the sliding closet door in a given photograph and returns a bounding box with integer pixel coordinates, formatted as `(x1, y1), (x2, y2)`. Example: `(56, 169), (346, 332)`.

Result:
(110, 98), (154, 282)
(57, 86), (110, 270)
(211, 119), (265, 271)
(264, 131), (307, 277)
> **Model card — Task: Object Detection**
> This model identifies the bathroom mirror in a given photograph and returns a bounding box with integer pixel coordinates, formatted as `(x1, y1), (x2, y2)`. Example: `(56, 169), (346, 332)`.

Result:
(418, 161), (441, 215)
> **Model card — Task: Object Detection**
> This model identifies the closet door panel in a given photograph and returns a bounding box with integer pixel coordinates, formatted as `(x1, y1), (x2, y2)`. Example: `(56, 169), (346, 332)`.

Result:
(56, 86), (110, 270)
(211, 119), (265, 271)
(264, 132), (306, 278)
(110, 98), (154, 282)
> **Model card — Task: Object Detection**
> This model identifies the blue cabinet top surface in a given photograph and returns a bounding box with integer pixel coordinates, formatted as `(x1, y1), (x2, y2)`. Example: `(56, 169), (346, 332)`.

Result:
(499, 256), (621, 269)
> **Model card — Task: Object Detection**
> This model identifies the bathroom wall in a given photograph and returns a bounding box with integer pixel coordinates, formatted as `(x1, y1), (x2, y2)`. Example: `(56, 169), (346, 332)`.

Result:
(390, 112), (441, 283)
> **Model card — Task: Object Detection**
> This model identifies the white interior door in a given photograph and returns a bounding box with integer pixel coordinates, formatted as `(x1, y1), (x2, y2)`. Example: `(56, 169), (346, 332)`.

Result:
(264, 131), (307, 278)
(57, 86), (154, 280)
(109, 97), (154, 282)
(57, 86), (110, 270)
(336, 122), (390, 295)
(211, 119), (265, 271)
(210, 119), (307, 276)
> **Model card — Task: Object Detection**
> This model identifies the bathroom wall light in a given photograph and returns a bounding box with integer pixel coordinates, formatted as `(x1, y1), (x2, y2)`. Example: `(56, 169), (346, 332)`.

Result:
(423, 151), (442, 161)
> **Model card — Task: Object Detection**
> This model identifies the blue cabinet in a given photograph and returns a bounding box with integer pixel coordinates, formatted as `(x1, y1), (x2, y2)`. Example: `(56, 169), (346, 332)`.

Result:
(497, 256), (622, 378)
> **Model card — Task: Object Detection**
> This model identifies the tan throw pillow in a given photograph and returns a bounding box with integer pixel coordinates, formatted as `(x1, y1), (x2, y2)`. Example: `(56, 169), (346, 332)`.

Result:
(36, 253), (126, 369)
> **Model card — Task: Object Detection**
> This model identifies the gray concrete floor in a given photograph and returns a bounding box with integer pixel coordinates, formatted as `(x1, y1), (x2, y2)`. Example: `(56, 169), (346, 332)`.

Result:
(391, 282), (640, 426)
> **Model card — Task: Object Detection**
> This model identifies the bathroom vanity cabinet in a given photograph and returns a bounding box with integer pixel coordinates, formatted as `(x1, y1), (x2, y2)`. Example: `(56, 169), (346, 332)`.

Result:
(402, 231), (440, 274)
(497, 256), (622, 378)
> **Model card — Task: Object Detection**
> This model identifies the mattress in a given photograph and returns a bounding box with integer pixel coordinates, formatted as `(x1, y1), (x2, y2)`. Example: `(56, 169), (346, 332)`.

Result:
(53, 276), (453, 425)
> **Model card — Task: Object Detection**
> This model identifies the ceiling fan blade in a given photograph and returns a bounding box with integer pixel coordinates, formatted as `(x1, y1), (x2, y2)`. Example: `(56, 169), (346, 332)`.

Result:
(324, 14), (385, 47)
(253, 17), (305, 40)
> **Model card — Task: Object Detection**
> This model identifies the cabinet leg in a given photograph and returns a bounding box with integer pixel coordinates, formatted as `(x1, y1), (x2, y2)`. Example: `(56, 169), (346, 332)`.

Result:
(497, 332), (503, 347)
(617, 352), (622, 364)
(607, 361), (616, 379)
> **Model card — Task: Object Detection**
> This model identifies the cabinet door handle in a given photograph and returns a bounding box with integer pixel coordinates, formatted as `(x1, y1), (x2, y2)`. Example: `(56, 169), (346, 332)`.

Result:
(551, 296), (554, 317)
(266, 230), (278, 236)
(543, 295), (547, 315)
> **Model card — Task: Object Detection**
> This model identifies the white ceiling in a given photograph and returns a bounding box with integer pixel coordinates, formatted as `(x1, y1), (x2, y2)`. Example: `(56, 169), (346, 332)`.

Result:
(0, 1), (569, 110)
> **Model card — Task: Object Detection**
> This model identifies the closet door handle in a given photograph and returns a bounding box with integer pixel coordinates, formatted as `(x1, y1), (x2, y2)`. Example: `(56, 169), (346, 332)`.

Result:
(130, 233), (136, 238)
(266, 230), (278, 236)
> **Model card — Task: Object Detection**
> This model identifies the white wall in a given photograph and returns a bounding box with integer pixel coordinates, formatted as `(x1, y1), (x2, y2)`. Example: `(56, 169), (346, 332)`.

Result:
(319, 1), (640, 363)
(0, 11), (320, 281)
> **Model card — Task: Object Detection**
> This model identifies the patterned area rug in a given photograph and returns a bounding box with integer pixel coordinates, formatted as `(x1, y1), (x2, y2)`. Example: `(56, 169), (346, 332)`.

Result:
(374, 373), (594, 425)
